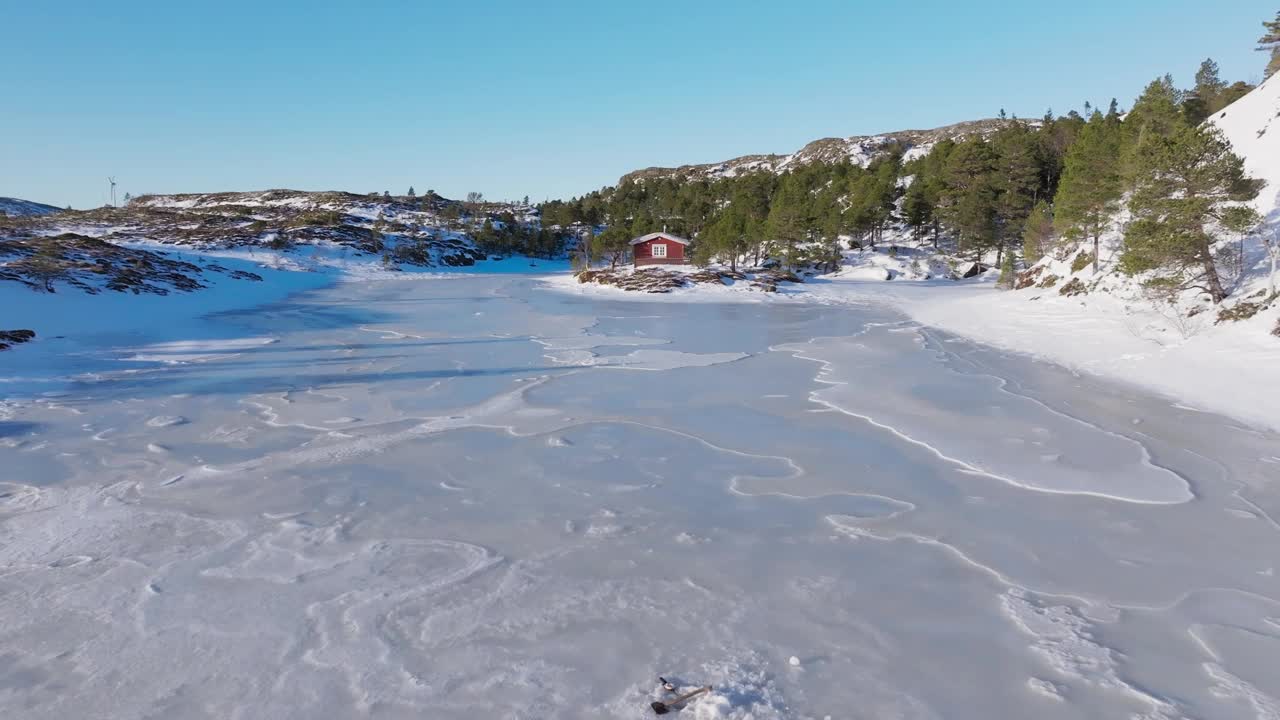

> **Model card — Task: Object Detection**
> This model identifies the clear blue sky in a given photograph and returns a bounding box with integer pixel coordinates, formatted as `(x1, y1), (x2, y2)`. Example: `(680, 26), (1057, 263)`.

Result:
(3, 0), (1275, 209)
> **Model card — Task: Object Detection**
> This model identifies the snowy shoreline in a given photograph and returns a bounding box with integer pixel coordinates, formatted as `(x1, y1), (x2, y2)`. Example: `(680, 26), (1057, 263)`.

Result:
(3, 235), (1275, 434)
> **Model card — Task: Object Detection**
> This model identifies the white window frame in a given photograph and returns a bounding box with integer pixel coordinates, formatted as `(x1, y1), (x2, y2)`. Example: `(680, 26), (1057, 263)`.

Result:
(651, 243), (667, 258)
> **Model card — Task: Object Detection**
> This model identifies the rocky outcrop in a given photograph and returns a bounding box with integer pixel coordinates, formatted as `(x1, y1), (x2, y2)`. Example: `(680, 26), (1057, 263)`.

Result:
(0, 329), (35, 351)
(1014, 266), (1043, 290)
(575, 267), (802, 294)
(1059, 277), (1088, 297)
(0, 234), (261, 295)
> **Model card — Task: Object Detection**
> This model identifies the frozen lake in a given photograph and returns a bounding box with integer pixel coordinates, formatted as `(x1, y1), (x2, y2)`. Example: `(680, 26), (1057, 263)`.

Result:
(3, 274), (1279, 719)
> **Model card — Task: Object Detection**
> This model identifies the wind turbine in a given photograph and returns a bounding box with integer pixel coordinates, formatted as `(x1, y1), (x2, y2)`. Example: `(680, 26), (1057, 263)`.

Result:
(107, 177), (117, 208)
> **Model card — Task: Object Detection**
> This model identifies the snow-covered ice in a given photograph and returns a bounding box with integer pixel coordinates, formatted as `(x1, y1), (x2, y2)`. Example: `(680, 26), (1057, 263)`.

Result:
(3, 271), (1280, 719)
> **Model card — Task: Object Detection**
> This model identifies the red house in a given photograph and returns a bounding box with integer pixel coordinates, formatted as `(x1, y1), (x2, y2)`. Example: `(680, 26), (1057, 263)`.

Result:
(631, 232), (689, 267)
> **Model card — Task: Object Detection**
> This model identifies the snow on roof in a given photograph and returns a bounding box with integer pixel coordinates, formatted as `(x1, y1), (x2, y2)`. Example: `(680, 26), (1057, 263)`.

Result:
(629, 232), (690, 246)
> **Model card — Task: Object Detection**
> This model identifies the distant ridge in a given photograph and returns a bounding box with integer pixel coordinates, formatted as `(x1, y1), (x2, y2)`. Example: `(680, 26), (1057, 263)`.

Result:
(0, 197), (62, 217)
(620, 118), (1017, 184)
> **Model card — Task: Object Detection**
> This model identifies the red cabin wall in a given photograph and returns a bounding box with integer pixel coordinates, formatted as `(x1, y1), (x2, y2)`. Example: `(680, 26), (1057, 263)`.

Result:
(633, 238), (686, 266)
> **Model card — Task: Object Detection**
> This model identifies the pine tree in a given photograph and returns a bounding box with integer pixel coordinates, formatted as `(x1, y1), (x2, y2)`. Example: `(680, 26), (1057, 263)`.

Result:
(939, 138), (999, 261)
(1180, 58), (1226, 124)
(698, 202), (756, 270)
(902, 180), (935, 243)
(991, 122), (1043, 262)
(1219, 81), (1255, 110)
(1194, 58), (1225, 103)
(1182, 93), (1211, 127)
(766, 174), (812, 270)
(732, 175), (774, 265)
(1034, 112), (1080, 199)
(1055, 111), (1124, 273)
(995, 251), (1016, 290)
(1123, 76), (1186, 178)
(1022, 200), (1055, 263)
(1120, 125), (1262, 303)
(29, 241), (65, 292)
(594, 225), (631, 270)
(1260, 11), (1280, 79)
(407, 186), (416, 197)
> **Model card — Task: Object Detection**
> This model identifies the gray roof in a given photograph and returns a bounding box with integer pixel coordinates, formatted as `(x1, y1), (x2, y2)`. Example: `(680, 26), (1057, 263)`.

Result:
(629, 232), (690, 246)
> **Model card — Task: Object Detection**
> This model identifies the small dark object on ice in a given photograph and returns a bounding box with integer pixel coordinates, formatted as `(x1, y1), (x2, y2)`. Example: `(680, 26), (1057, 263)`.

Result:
(651, 684), (711, 714)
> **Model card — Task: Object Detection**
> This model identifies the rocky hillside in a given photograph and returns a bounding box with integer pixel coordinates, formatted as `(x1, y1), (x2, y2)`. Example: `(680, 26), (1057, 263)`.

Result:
(621, 118), (1013, 183)
(0, 233), (262, 295)
(0, 197), (62, 217)
(0, 189), (519, 273)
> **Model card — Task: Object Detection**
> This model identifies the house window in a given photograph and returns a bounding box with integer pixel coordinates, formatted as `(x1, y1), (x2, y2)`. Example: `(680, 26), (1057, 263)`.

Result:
(651, 243), (667, 258)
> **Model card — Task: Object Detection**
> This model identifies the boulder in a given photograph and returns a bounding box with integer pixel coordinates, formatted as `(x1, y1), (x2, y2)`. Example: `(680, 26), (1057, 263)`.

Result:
(1014, 265), (1044, 290)
(0, 329), (35, 351)
(1058, 277), (1088, 297)
(1216, 300), (1266, 324)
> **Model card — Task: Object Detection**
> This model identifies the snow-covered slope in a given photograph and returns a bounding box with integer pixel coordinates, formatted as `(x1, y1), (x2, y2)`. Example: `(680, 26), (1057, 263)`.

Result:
(621, 118), (1015, 183)
(1211, 72), (1280, 219)
(0, 197), (61, 217)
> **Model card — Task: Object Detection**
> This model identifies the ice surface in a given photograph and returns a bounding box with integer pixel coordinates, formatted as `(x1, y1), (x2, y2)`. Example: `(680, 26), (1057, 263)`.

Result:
(2, 274), (1279, 719)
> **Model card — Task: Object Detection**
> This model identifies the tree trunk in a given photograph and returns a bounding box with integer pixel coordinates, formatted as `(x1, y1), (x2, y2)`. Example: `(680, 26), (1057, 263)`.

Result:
(1092, 232), (1100, 274)
(1201, 243), (1227, 303)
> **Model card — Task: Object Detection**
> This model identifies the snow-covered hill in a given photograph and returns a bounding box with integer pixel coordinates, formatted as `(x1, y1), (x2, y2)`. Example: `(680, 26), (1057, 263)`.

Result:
(0, 197), (62, 217)
(621, 118), (1014, 183)
(1211, 72), (1280, 220)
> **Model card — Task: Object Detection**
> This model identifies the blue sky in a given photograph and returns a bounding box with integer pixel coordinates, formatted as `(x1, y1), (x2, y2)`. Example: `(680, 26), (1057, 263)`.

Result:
(3, 0), (1275, 208)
